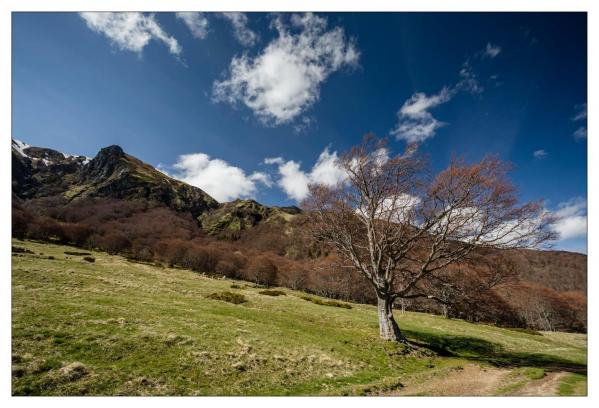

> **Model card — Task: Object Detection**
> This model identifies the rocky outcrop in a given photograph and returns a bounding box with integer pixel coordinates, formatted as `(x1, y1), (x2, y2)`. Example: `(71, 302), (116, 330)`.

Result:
(199, 199), (300, 236)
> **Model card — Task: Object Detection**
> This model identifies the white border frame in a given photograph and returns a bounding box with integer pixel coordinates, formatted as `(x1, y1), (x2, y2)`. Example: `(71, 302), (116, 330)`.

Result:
(1, 1), (594, 407)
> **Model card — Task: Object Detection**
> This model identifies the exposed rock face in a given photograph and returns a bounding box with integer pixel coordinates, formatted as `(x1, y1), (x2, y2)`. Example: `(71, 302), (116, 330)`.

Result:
(199, 199), (301, 236)
(75, 145), (218, 217)
(80, 145), (125, 181)
(12, 139), (218, 218)
(12, 140), (88, 199)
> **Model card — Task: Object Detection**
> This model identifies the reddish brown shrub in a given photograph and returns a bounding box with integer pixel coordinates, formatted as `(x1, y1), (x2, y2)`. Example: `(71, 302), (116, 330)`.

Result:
(244, 255), (278, 286)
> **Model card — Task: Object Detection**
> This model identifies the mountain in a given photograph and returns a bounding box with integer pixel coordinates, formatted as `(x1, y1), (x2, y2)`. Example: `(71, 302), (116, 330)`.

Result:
(12, 139), (301, 233)
(12, 139), (218, 218)
(199, 199), (301, 237)
(10, 139), (586, 331)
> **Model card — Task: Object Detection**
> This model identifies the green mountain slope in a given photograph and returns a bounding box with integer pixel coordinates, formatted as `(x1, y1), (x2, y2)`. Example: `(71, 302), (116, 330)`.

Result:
(12, 239), (586, 396)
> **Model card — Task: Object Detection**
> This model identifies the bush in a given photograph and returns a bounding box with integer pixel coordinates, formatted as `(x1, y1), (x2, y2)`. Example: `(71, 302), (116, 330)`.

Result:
(26, 217), (65, 242)
(64, 251), (92, 256)
(298, 295), (352, 309)
(207, 291), (247, 304)
(215, 259), (238, 278)
(259, 289), (286, 296)
(101, 233), (131, 255)
(181, 246), (218, 273)
(12, 207), (30, 239)
(62, 224), (93, 246)
(244, 256), (278, 286)
(83, 256), (95, 263)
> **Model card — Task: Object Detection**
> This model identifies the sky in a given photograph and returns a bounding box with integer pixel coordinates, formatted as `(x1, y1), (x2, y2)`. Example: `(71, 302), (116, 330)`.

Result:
(11, 12), (587, 253)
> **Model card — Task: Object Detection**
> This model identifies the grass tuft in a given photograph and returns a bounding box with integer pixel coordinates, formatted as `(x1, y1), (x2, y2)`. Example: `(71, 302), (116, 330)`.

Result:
(298, 295), (352, 309)
(259, 290), (286, 296)
(207, 291), (248, 304)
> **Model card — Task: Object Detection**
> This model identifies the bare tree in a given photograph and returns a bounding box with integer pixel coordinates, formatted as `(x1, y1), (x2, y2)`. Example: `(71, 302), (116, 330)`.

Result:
(303, 135), (556, 343)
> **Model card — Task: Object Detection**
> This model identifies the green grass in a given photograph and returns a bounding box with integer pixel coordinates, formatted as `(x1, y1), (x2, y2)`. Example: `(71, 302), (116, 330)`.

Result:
(559, 373), (587, 396)
(11, 239), (587, 396)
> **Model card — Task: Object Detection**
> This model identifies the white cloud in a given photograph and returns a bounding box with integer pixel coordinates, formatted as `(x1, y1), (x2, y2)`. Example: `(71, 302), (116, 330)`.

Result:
(265, 146), (347, 201)
(533, 149), (548, 159)
(573, 126), (587, 140)
(276, 160), (312, 201)
(552, 198), (587, 240)
(219, 12), (258, 46)
(264, 157), (284, 165)
(390, 87), (454, 144)
(170, 152), (270, 202)
(457, 62), (483, 94)
(212, 12), (359, 125)
(79, 12), (181, 56)
(484, 43), (502, 58)
(572, 103), (587, 121)
(391, 51), (491, 145)
(357, 194), (421, 223)
(572, 103), (587, 140)
(176, 12), (209, 39)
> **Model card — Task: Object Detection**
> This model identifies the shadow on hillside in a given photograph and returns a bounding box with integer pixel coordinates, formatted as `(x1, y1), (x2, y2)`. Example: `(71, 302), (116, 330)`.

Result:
(403, 329), (587, 374)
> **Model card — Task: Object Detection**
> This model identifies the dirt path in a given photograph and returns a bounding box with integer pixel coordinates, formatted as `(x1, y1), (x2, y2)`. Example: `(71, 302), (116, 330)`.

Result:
(393, 364), (567, 396)
(512, 371), (567, 396)
(395, 364), (511, 396)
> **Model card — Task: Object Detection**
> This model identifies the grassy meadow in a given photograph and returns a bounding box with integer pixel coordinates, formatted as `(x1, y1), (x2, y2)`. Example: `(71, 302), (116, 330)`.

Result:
(11, 239), (587, 396)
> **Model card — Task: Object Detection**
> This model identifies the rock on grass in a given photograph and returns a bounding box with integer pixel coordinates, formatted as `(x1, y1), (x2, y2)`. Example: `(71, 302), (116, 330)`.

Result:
(58, 362), (89, 381)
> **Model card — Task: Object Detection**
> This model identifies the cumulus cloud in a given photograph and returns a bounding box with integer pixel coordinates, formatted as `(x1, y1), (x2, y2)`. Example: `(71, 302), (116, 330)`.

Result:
(265, 147), (347, 201)
(170, 152), (270, 202)
(483, 43), (502, 58)
(79, 12), (181, 56)
(213, 12), (359, 125)
(390, 87), (454, 144)
(218, 12), (259, 46)
(552, 198), (587, 240)
(533, 149), (548, 159)
(176, 12), (209, 39)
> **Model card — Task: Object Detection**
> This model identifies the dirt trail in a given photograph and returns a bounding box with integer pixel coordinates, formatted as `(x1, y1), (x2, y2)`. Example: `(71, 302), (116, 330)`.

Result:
(394, 364), (567, 396)
(512, 371), (567, 396)
(395, 364), (510, 396)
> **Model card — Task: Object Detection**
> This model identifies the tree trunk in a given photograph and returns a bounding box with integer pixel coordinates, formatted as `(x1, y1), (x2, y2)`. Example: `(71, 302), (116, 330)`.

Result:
(377, 295), (407, 343)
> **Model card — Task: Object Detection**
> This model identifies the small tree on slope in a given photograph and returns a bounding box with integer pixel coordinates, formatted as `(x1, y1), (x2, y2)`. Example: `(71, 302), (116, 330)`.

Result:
(302, 135), (556, 343)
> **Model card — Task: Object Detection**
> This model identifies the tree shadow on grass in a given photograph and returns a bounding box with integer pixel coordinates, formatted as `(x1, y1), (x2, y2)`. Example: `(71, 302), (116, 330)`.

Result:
(403, 329), (587, 375)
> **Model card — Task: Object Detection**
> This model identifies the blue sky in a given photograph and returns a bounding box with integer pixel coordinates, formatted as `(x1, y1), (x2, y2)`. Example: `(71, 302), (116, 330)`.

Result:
(11, 12), (587, 252)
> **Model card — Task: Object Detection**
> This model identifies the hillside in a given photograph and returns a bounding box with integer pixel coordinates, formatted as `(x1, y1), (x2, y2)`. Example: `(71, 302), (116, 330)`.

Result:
(11, 240), (586, 396)
(11, 139), (587, 332)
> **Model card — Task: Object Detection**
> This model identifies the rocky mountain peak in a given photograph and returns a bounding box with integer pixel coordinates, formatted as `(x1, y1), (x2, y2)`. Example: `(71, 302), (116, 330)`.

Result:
(81, 145), (126, 181)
